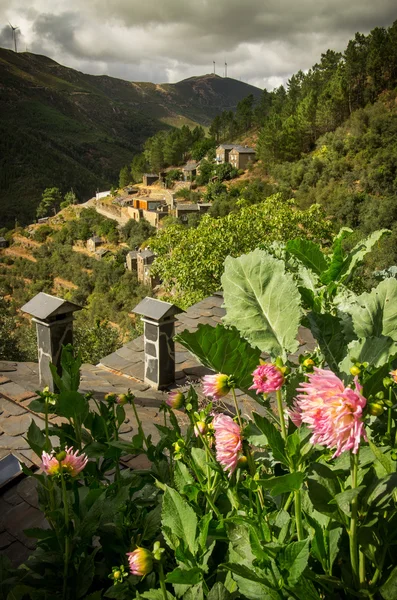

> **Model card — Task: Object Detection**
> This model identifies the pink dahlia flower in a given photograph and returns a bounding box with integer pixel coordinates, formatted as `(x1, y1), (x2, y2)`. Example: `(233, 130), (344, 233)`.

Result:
(202, 374), (231, 400)
(41, 446), (88, 477)
(213, 414), (243, 476)
(166, 390), (185, 409)
(390, 369), (397, 383)
(289, 368), (367, 457)
(249, 363), (284, 395)
(127, 548), (153, 577)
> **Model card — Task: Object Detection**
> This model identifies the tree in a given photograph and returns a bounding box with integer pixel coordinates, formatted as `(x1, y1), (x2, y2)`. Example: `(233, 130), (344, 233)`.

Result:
(149, 194), (333, 306)
(131, 154), (149, 183)
(60, 189), (78, 210)
(36, 187), (63, 218)
(119, 165), (131, 188)
(236, 94), (254, 134)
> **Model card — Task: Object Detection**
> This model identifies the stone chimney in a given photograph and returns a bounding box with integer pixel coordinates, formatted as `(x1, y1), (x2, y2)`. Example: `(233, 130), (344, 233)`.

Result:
(132, 297), (183, 390)
(21, 292), (82, 391)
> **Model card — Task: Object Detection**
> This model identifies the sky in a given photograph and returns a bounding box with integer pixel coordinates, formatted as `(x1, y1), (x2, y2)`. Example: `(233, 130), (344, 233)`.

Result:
(0, 0), (396, 90)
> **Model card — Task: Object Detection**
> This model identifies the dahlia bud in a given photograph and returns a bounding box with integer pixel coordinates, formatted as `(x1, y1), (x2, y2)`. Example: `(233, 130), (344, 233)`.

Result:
(166, 391), (185, 409)
(368, 402), (384, 416)
(302, 358), (314, 368)
(126, 548), (153, 577)
(350, 365), (361, 377)
(237, 455), (248, 468)
(56, 450), (67, 462)
(108, 565), (127, 585)
(202, 374), (233, 400)
(194, 421), (207, 437)
(105, 393), (117, 403)
(117, 394), (128, 406)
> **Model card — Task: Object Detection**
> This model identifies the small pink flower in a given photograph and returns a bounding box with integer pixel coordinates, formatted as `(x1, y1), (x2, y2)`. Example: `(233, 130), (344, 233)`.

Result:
(249, 363), (285, 395)
(127, 548), (153, 576)
(202, 374), (231, 400)
(289, 368), (367, 457)
(41, 446), (88, 477)
(166, 391), (185, 409)
(213, 414), (243, 476)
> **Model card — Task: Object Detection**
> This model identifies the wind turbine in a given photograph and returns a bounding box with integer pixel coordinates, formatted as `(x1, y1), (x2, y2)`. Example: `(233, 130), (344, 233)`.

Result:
(8, 22), (19, 53)
(213, 61), (215, 75)
(225, 62), (228, 78)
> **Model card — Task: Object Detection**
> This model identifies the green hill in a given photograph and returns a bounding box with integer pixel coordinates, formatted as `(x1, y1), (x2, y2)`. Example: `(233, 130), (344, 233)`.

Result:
(0, 49), (262, 226)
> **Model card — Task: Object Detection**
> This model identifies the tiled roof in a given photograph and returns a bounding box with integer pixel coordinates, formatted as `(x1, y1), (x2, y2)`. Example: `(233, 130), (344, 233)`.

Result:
(230, 145), (255, 154)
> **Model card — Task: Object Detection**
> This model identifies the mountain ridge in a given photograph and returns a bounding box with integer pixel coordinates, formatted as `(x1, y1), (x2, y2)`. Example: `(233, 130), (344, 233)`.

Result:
(0, 48), (262, 226)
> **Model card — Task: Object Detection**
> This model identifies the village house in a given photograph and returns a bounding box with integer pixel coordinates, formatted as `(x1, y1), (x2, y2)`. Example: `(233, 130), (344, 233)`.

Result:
(215, 144), (237, 164)
(182, 160), (199, 181)
(175, 203), (211, 223)
(86, 236), (103, 253)
(0, 237), (8, 248)
(228, 145), (256, 170)
(126, 248), (159, 289)
(142, 173), (159, 186)
(94, 248), (111, 261)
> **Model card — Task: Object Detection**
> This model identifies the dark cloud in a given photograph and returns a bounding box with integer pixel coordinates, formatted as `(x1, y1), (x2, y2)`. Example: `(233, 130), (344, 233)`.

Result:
(1, 0), (396, 87)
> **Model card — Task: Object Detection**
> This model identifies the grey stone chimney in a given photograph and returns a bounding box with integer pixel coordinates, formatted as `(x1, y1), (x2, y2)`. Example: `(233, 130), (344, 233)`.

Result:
(133, 297), (183, 390)
(21, 292), (82, 391)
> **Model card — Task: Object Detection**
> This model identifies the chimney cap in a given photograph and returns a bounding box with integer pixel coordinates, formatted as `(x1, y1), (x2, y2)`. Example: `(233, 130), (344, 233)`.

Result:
(21, 292), (82, 321)
(133, 297), (183, 321)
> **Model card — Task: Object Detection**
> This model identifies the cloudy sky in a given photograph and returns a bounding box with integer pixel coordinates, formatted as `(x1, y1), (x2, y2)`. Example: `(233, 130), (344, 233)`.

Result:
(0, 0), (396, 89)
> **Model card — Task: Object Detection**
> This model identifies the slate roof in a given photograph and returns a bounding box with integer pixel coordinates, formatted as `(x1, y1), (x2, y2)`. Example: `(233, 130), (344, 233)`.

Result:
(0, 236), (6, 243)
(230, 145), (256, 154)
(137, 249), (155, 259)
(132, 298), (183, 321)
(182, 162), (199, 171)
(217, 144), (236, 150)
(21, 293), (82, 320)
(88, 236), (102, 244)
(176, 204), (199, 212)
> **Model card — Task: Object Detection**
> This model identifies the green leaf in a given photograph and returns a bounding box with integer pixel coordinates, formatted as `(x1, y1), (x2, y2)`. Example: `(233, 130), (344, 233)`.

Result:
(221, 564), (279, 600)
(56, 391), (89, 421)
(174, 461), (194, 495)
(259, 472), (306, 496)
(331, 487), (365, 516)
(165, 567), (202, 585)
(307, 312), (347, 373)
(139, 590), (176, 600)
(286, 238), (328, 275)
(367, 438), (395, 475)
(280, 538), (310, 587)
(329, 527), (343, 573)
(346, 278), (397, 341)
(331, 229), (389, 284)
(23, 527), (55, 540)
(76, 552), (96, 598)
(380, 565), (397, 600)
(162, 485), (198, 555)
(142, 505), (162, 541)
(25, 419), (45, 457)
(320, 227), (352, 285)
(253, 412), (288, 465)
(222, 249), (302, 359)
(175, 323), (261, 390)
(191, 447), (208, 479)
(339, 336), (397, 374)
(307, 464), (341, 518)
(116, 405), (125, 427)
(207, 582), (231, 600)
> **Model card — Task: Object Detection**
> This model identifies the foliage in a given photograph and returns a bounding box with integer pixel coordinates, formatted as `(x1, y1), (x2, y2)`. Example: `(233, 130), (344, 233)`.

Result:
(119, 165), (132, 188)
(8, 231), (397, 599)
(149, 194), (333, 307)
(121, 219), (156, 250)
(36, 187), (63, 218)
(74, 319), (122, 364)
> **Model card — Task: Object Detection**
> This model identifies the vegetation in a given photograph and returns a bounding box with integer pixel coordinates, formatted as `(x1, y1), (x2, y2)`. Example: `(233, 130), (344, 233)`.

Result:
(5, 233), (397, 599)
(149, 194), (332, 307)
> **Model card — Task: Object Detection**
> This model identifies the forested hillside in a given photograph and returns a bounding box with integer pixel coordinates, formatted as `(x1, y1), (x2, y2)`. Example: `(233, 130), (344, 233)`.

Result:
(0, 49), (261, 226)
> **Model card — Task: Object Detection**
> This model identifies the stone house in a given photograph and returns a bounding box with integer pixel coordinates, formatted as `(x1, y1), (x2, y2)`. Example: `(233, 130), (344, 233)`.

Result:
(126, 248), (159, 288)
(215, 144), (237, 164)
(182, 161), (199, 181)
(86, 236), (103, 253)
(126, 250), (138, 272)
(175, 203), (211, 223)
(143, 173), (159, 186)
(228, 146), (256, 170)
(0, 237), (8, 248)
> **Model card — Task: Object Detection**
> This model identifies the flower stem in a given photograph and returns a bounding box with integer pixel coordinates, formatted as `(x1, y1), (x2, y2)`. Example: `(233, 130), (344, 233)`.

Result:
(294, 489), (304, 541)
(349, 451), (360, 588)
(231, 387), (243, 430)
(60, 469), (70, 600)
(158, 562), (168, 600)
(44, 401), (50, 451)
(131, 397), (148, 449)
(276, 389), (287, 440)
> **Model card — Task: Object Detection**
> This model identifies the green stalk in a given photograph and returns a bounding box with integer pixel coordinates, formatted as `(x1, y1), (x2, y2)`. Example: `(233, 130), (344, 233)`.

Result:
(130, 397), (148, 449)
(231, 387), (243, 430)
(44, 400), (50, 450)
(158, 562), (168, 600)
(112, 404), (121, 489)
(349, 451), (361, 588)
(60, 468), (71, 600)
(276, 389), (287, 440)
(294, 489), (304, 541)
